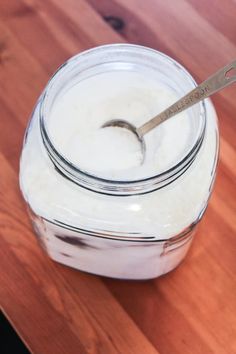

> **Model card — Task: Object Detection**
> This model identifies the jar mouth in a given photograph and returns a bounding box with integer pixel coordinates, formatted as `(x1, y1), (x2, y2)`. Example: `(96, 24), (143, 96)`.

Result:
(40, 44), (206, 195)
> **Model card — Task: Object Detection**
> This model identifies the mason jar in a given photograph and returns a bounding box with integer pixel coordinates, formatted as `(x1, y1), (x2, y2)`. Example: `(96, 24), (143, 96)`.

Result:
(19, 44), (219, 279)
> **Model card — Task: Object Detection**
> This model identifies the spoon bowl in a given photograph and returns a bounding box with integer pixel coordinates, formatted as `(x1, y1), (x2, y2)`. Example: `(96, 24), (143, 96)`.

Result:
(102, 119), (146, 162)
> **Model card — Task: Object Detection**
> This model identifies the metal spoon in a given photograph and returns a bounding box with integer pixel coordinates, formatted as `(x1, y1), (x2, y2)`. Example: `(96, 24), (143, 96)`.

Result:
(103, 59), (236, 160)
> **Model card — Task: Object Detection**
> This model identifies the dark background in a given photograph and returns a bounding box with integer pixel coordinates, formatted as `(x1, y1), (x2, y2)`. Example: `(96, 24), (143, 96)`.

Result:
(0, 311), (30, 354)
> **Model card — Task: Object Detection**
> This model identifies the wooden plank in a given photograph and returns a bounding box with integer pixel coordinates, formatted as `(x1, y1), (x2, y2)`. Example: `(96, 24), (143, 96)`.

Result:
(0, 22), (48, 126)
(187, 0), (236, 45)
(0, 0), (123, 74)
(0, 98), (24, 170)
(220, 138), (236, 178)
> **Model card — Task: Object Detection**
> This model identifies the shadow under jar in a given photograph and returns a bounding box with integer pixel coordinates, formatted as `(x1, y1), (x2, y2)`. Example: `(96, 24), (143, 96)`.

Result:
(19, 44), (219, 279)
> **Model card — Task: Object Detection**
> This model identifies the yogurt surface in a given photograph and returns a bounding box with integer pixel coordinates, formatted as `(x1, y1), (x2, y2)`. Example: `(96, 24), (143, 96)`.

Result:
(47, 70), (194, 180)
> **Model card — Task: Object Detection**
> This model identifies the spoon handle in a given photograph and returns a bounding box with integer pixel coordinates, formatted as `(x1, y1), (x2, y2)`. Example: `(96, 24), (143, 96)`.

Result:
(137, 59), (236, 137)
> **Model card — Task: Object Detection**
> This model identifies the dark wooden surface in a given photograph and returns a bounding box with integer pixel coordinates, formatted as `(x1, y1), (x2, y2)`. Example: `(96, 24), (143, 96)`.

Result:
(0, 1), (236, 353)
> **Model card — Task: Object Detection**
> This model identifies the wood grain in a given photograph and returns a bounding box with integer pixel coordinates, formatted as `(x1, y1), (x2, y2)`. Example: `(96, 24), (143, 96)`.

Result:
(0, 0), (235, 353)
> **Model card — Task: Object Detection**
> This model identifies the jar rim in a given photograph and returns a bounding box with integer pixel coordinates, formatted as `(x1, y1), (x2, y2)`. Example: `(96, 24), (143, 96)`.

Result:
(40, 43), (206, 195)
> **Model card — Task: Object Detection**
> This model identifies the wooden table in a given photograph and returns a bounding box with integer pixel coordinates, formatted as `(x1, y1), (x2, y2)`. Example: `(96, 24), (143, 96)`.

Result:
(0, 1), (235, 353)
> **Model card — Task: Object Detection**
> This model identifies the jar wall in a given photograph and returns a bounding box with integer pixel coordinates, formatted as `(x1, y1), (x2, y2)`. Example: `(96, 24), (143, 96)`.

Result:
(19, 97), (218, 279)
(29, 206), (196, 279)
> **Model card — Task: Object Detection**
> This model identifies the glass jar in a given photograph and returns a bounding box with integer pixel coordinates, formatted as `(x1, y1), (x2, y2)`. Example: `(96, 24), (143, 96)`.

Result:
(19, 44), (219, 279)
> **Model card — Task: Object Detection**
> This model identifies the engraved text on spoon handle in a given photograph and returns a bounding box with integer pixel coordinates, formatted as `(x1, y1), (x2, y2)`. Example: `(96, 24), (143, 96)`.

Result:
(137, 59), (236, 137)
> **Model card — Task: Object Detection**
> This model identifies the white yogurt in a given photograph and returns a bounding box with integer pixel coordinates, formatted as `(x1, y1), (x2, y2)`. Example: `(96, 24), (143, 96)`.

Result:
(19, 45), (219, 279)
(47, 71), (193, 180)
